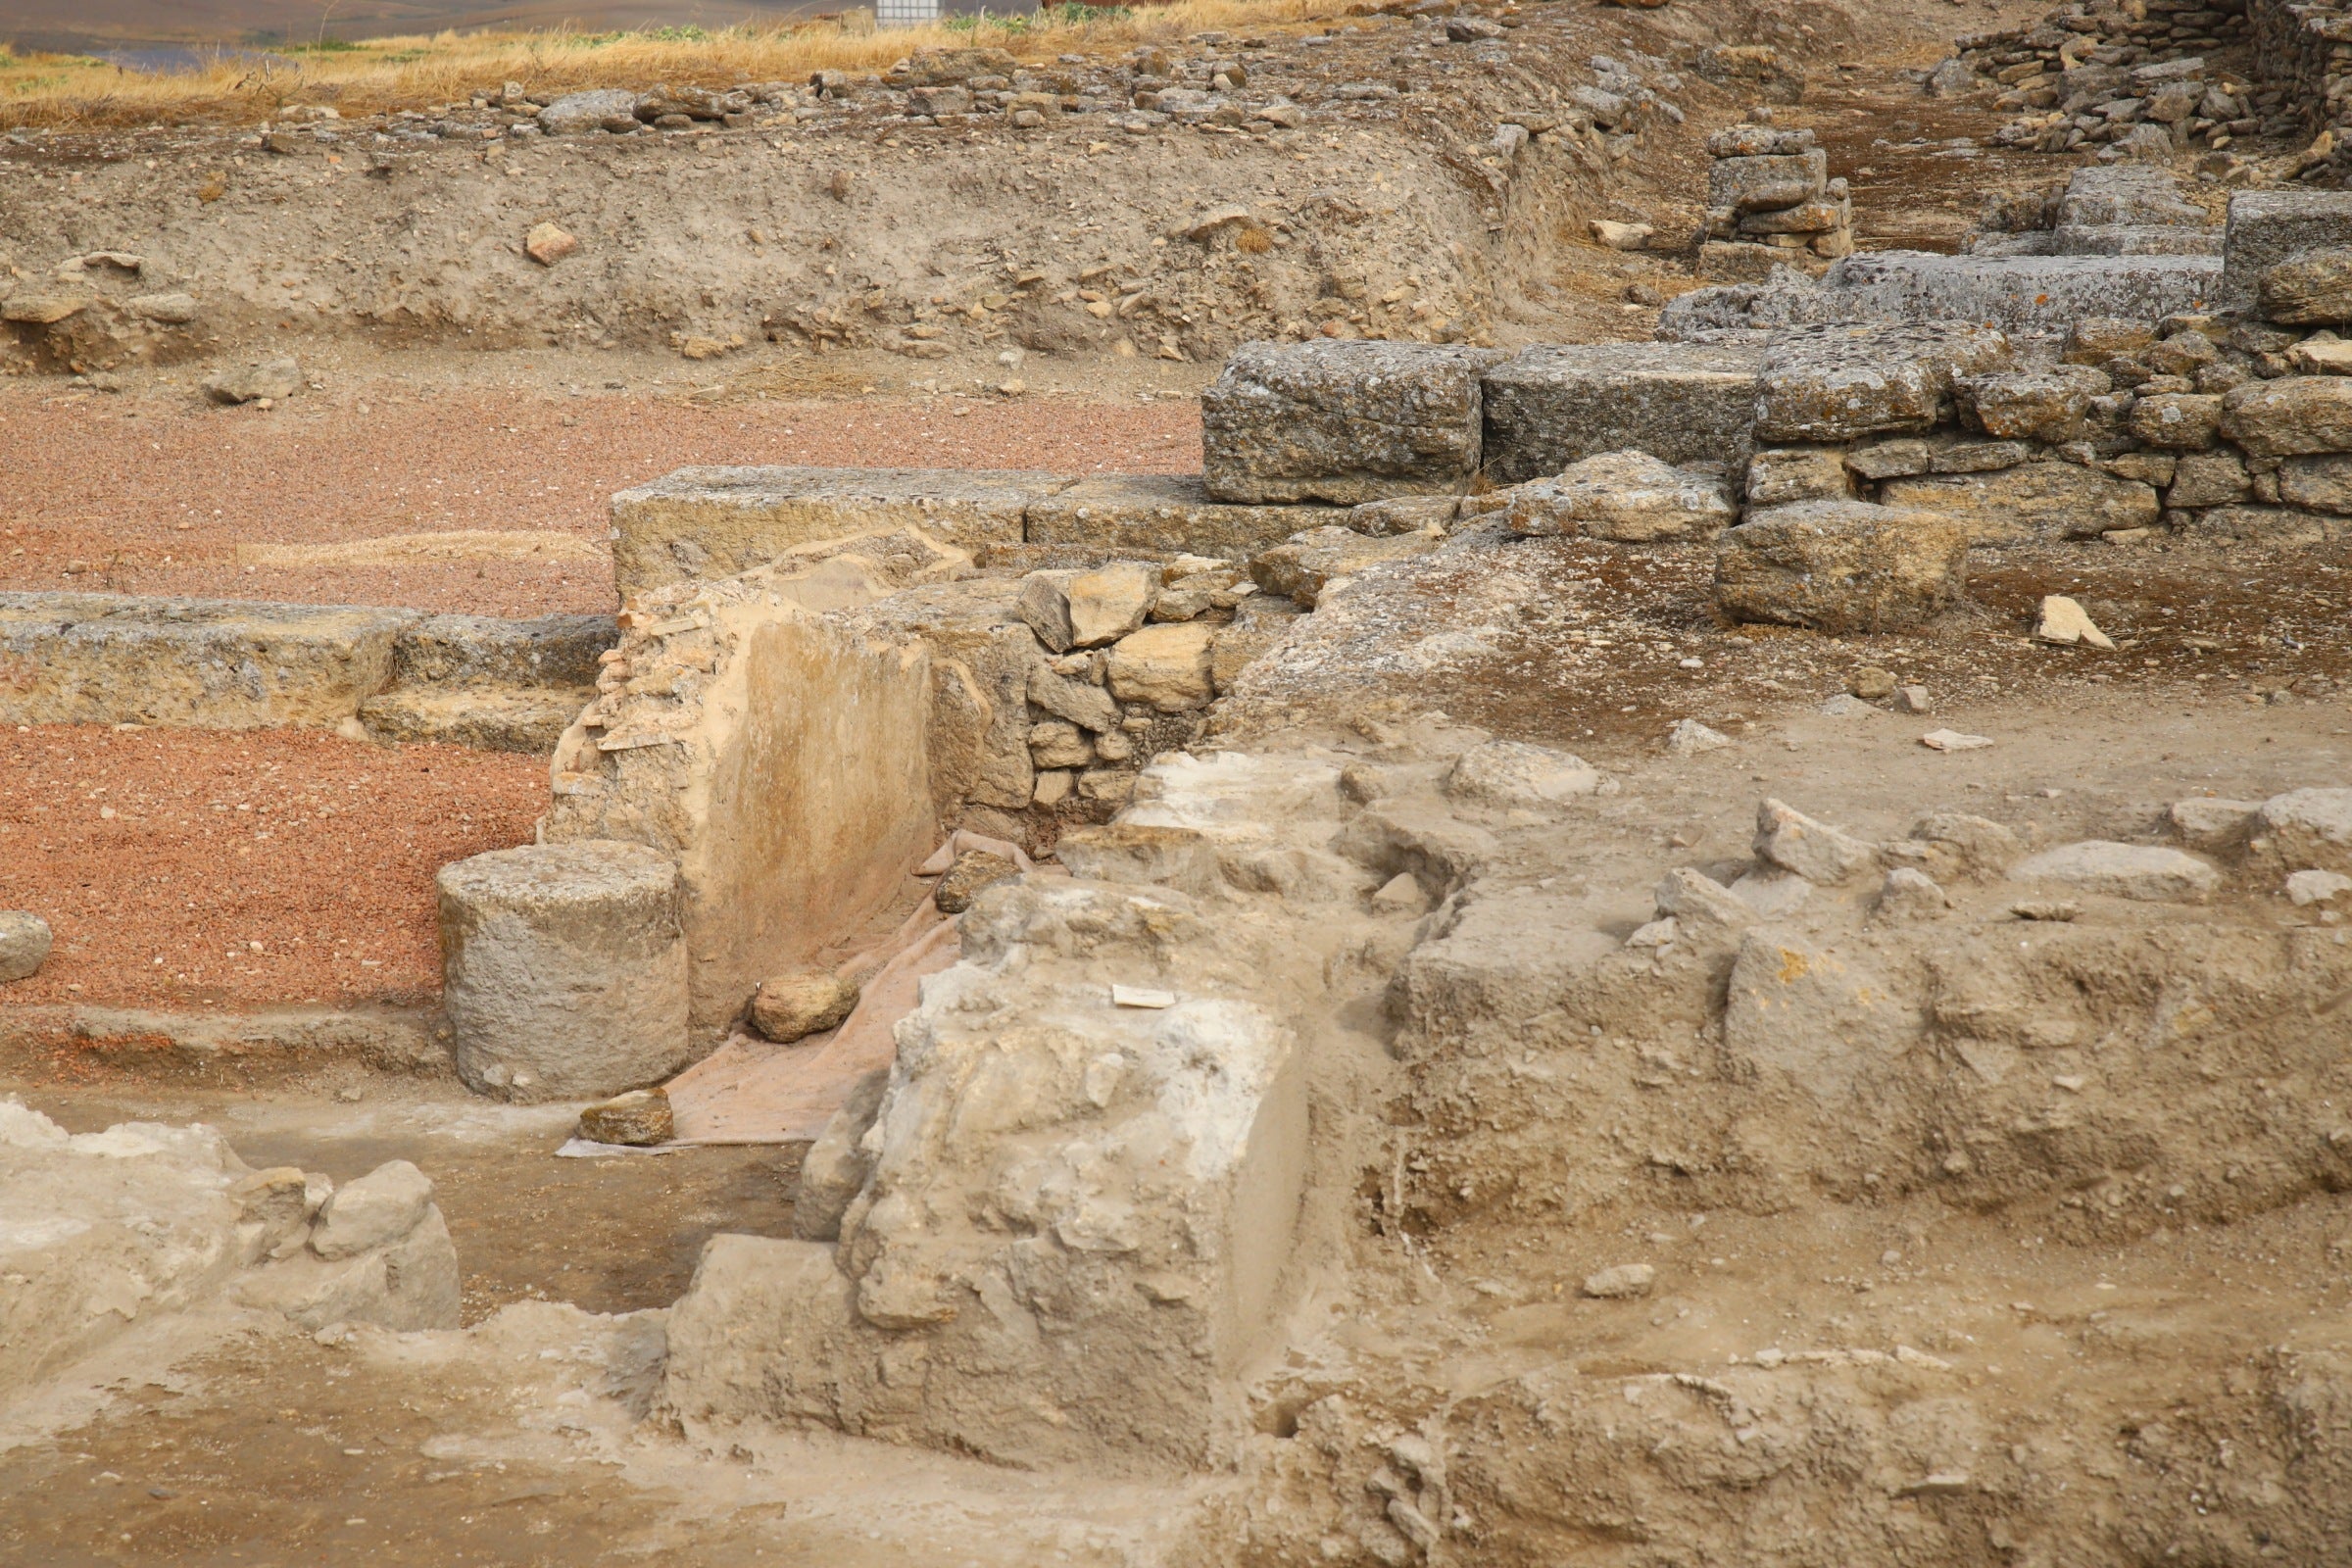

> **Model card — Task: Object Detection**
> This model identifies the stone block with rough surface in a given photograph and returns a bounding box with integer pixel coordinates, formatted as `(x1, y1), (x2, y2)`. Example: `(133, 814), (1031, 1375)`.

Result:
(2220, 377), (2352, 457)
(2259, 788), (2352, 876)
(0, 912), (51, 983)
(1961, 367), (2108, 443)
(2013, 841), (2219, 902)
(1756, 323), (2011, 443)
(438, 841), (691, 1101)
(1201, 341), (1504, 505)
(1505, 450), (1736, 542)
(0, 592), (411, 730)
(612, 466), (1049, 596)
(1022, 473), (1338, 559)
(1479, 342), (1764, 484)
(1879, 462), (2159, 543)
(1707, 150), (1829, 214)
(1715, 500), (1972, 634)
(2221, 190), (2352, 312)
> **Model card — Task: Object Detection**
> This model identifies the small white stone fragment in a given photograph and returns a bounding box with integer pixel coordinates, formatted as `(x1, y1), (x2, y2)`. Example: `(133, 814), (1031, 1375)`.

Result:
(2034, 594), (2115, 650)
(2287, 869), (2352, 906)
(1110, 984), (1177, 1009)
(1920, 728), (1994, 752)
(1893, 684), (1933, 713)
(1626, 917), (1680, 949)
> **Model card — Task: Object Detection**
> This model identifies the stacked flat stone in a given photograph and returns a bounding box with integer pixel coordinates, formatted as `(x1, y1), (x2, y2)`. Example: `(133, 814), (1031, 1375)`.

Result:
(1699, 122), (1852, 282)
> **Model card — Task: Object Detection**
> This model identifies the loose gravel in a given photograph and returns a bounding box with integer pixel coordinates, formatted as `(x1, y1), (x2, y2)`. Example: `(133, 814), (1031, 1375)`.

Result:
(0, 724), (545, 1009)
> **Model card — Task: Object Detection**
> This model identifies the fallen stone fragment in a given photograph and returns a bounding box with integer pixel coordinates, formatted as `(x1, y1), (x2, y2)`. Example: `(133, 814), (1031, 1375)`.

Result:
(1920, 729), (1993, 752)
(1904, 812), (2024, 879)
(2287, 869), (2352, 906)
(1876, 867), (1949, 920)
(1654, 866), (1755, 939)
(203, 357), (304, 406)
(1446, 740), (1603, 810)
(1849, 665), (1895, 700)
(0, 293), (90, 324)
(539, 87), (640, 134)
(524, 221), (579, 266)
(1504, 450), (1736, 542)
(125, 292), (199, 325)
(1110, 984), (1178, 1008)
(750, 970), (860, 1043)
(2035, 594), (2115, 650)
(310, 1159), (434, 1260)
(578, 1088), (674, 1146)
(934, 851), (1020, 913)
(0, 911), (51, 983)
(2013, 840), (2219, 901)
(1665, 718), (1730, 757)
(1591, 220), (1655, 249)
(1754, 797), (1877, 884)
(1581, 1262), (1657, 1299)
(1893, 684), (1932, 713)
(1819, 694), (1879, 718)
(1625, 917), (1679, 949)
(2009, 899), (2081, 921)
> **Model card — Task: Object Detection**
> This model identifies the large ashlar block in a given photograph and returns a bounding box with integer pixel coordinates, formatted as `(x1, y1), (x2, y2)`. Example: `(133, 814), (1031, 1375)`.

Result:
(660, 877), (1311, 1472)
(0, 591), (410, 729)
(438, 841), (691, 1100)
(1479, 342), (1766, 484)
(849, 578), (1044, 817)
(1200, 340), (1506, 505)
(1755, 322), (2011, 443)
(1023, 473), (1341, 559)
(612, 466), (1054, 597)
(1715, 500), (1973, 634)
(546, 563), (937, 1049)
(2220, 190), (2352, 312)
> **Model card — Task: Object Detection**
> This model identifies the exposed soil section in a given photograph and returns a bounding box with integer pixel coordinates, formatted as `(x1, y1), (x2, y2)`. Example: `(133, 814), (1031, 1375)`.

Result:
(0, 724), (545, 1009)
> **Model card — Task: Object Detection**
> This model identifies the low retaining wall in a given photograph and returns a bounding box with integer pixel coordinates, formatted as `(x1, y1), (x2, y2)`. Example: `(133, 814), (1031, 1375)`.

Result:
(0, 594), (613, 750)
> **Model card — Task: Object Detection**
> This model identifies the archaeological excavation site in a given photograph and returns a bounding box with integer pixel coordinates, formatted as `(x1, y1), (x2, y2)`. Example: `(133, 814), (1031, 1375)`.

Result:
(3, 0), (2352, 1560)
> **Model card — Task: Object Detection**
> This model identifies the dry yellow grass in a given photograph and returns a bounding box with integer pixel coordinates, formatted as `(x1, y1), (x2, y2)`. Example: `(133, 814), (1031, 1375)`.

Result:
(0, 0), (1366, 130)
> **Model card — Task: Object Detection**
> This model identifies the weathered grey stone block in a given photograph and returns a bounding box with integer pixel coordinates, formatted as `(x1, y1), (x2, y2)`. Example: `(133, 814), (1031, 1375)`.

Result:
(438, 841), (691, 1102)
(2221, 190), (2352, 311)
(1707, 150), (1829, 214)
(1822, 252), (2220, 333)
(1504, 450), (1737, 542)
(1200, 341), (1504, 505)
(1755, 323), (2010, 443)
(2260, 245), (2352, 326)
(612, 466), (1049, 596)
(2056, 166), (2207, 228)
(0, 911), (50, 983)
(1023, 474), (1336, 559)
(1961, 367), (2108, 442)
(1715, 500), (1972, 633)
(1480, 341), (1765, 484)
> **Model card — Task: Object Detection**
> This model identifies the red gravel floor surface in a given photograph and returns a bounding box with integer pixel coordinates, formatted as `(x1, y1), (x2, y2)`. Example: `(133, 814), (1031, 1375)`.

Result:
(0, 724), (545, 1010)
(0, 372), (1202, 617)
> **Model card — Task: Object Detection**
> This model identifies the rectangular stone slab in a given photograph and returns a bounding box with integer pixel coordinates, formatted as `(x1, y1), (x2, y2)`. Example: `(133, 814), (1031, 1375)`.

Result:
(1812, 252), (2222, 333)
(1480, 342), (1765, 484)
(0, 592), (413, 729)
(1023, 473), (1342, 558)
(1200, 340), (1504, 505)
(612, 466), (1054, 598)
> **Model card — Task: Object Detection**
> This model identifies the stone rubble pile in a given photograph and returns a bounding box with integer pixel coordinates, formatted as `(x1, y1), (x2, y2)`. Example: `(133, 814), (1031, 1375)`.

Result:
(2, 1098), (459, 1399)
(1698, 113), (1855, 282)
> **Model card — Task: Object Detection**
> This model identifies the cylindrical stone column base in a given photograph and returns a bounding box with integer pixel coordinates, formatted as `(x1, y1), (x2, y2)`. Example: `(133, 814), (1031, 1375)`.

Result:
(437, 841), (689, 1102)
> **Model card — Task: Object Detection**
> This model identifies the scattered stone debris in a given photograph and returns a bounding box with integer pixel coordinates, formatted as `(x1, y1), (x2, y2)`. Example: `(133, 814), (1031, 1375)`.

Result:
(0, 911), (51, 982)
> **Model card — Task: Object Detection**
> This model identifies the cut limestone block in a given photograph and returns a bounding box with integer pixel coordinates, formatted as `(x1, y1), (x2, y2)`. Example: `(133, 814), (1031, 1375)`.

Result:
(1200, 340), (1505, 505)
(0, 592), (411, 730)
(1022, 473), (1339, 559)
(1813, 252), (2221, 335)
(1504, 450), (1737, 542)
(2058, 166), (2207, 229)
(853, 577), (1042, 816)
(2220, 190), (2352, 312)
(1706, 149), (1829, 214)
(1960, 366), (2109, 442)
(2260, 246), (2352, 326)
(1714, 500), (1972, 634)
(550, 564), (939, 1047)
(612, 466), (1052, 596)
(1878, 462), (2160, 543)
(379, 612), (617, 690)
(356, 687), (591, 753)
(2012, 841), (2219, 902)
(438, 841), (691, 1101)
(1755, 323), (2011, 443)
(1479, 341), (1765, 484)
(1250, 525), (1445, 608)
